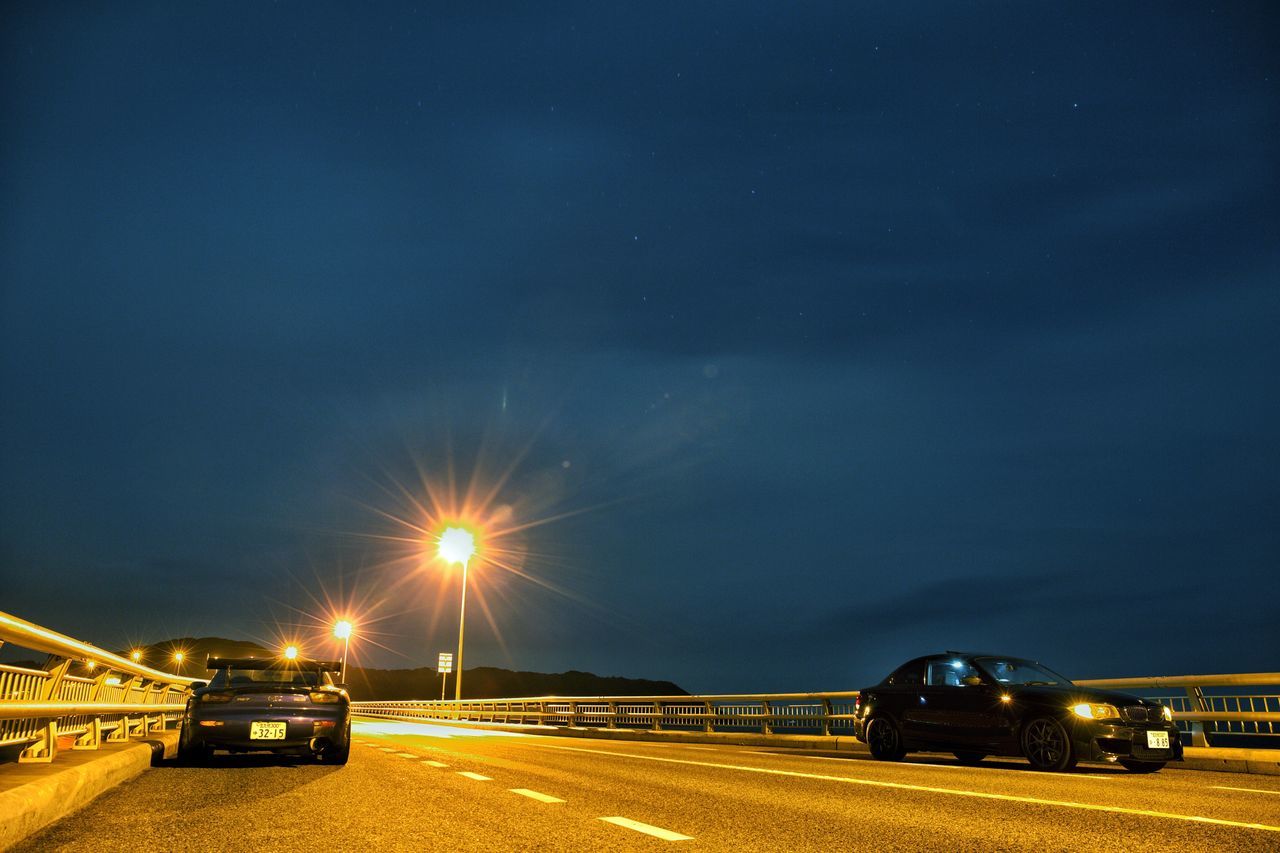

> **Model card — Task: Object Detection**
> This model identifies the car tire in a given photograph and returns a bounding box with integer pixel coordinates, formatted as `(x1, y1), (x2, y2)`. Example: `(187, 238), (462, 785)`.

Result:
(176, 725), (210, 766)
(953, 751), (986, 765)
(320, 723), (351, 766)
(866, 716), (907, 761)
(1021, 716), (1076, 772)
(1118, 759), (1165, 773)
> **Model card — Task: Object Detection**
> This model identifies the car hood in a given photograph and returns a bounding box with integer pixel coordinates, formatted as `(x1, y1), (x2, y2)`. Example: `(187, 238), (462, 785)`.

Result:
(1008, 684), (1147, 706)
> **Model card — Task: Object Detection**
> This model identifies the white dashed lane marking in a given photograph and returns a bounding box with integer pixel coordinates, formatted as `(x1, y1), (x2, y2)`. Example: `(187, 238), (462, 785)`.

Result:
(599, 816), (693, 841)
(394, 752), (417, 758)
(1214, 786), (1280, 796)
(422, 760), (449, 768)
(510, 788), (566, 804)
(458, 771), (492, 781)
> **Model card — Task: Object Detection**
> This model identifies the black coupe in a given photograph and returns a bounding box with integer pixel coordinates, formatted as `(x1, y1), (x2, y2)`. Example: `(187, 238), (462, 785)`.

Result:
(177, 655), (351, 765)
(853, 652), (1182, 772)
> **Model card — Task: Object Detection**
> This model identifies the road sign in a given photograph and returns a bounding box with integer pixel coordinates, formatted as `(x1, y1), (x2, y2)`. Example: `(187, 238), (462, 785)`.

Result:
(437, 652), (453, 674)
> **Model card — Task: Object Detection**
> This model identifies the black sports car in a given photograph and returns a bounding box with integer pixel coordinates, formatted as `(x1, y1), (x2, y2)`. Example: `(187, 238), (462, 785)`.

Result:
(853, 652), (1182, 772)
(177, 656), (351, 765)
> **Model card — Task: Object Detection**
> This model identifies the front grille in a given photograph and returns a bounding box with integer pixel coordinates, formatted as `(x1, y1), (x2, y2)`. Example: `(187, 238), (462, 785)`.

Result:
(1122, 705), (1153, 723)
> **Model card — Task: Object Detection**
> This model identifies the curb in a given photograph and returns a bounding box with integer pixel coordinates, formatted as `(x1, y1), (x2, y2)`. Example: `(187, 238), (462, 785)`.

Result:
(0, 732), (177, 852)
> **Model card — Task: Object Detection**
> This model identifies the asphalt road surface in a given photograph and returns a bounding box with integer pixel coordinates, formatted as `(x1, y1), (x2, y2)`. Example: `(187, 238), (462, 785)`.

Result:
(17, 720), (1280, 851)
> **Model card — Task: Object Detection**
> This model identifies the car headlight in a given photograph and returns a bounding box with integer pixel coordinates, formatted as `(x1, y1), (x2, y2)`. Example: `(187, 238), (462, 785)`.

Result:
(310, 691), (344, 704)
(1160, 705), (1173, 722)
(1072, 703), (1120, 720)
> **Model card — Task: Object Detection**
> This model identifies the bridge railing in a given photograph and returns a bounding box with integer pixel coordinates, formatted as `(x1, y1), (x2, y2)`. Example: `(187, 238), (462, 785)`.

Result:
(355, 674), (1280, 749)
(355, 691), (863, 735)
(0, 611), (194, 764)
(1075, 672), (1280, 748)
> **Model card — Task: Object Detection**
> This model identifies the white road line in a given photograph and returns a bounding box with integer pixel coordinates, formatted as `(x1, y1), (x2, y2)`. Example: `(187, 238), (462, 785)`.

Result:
(599, 816), (693, 841)
(510, 788), (566, 803)
(458, 771), (492, 781)
(741, 751), (1115, 779)
(1214, 786), (1280, 796)
(394, 752), (417, 758)
(422, 760), (449, 768)
(529, 743), (1280, 834)
(376, 746), (397, 752)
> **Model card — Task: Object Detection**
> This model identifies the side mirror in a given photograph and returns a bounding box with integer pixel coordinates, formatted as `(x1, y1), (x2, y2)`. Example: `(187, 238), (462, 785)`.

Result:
(189, 681), (208, 691)
(961, 676), (983, 687)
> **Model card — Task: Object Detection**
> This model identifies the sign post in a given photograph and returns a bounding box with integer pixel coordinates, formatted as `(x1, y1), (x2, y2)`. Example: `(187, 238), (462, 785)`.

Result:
(437, 652), (453, 702)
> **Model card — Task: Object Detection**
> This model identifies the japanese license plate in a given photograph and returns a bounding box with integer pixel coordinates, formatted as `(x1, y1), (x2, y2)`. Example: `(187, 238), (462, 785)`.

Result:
(1145, 730), (1170, 750)
(250, 721), (287, 740)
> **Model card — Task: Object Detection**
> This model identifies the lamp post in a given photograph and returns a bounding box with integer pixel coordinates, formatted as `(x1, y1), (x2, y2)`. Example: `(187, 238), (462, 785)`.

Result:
(333, 620), (353, 683)
(437, 526), (477, 701)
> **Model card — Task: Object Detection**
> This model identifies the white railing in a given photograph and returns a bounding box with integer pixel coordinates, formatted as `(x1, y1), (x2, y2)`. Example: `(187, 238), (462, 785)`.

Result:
(0, 611), (194, 763)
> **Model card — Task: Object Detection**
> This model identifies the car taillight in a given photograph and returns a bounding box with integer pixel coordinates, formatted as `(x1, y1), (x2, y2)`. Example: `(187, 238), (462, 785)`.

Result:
(309, 691), (343, 704)
(854, 695), (862, 713)
(200, 692), (234, 703)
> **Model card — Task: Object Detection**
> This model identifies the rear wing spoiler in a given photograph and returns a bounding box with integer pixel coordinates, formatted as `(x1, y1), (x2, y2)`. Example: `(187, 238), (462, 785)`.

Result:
(205, 656), (343, 671)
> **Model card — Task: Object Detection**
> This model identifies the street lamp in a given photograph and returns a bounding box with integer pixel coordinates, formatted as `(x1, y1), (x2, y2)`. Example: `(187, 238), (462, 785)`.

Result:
(333, 620), (353, 683)
(437, 526), (477, 701)
(131, 650), (143, 663)
(173, 652), (184, 673)
(284, 645), (299, 661)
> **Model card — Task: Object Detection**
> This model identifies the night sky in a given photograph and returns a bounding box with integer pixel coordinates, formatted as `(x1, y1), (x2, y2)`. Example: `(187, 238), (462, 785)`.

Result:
(2, 3), (1277, 692)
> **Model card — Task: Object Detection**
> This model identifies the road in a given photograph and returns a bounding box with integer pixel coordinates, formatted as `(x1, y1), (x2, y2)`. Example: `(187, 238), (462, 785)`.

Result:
(16, 719), (1280, 851)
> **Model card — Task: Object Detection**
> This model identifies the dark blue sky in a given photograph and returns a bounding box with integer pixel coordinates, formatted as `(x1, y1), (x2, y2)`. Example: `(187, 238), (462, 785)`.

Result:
(3, 3), (1277, 691)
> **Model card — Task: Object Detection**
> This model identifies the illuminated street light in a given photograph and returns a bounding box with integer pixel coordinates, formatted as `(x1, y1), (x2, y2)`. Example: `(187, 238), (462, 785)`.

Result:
(333, 620), (353, 683)
(284, 645), (299, 660)
(131, 650), (143, 663)
(173, 652), (184, 673)
(437, 526), (477, 701)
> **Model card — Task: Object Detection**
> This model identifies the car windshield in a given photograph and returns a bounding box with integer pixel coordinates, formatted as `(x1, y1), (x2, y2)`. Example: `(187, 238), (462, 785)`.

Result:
(208, 668), (322, 688)
(974, 657), (1072, 687)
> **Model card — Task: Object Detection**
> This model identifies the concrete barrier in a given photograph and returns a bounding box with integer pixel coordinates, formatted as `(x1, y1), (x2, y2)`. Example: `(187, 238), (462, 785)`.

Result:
(0, 732), (177, 852)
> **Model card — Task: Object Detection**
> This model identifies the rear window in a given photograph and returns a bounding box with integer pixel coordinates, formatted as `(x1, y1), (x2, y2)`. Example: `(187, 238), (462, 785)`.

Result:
(884, 663), (923, 686)
(209, 668), (322, 688)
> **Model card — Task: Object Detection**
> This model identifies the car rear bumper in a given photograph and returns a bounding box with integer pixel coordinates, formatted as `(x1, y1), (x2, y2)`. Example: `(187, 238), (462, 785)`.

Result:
(185, 709), (350, 751)
(1074, 721), (1183, 763)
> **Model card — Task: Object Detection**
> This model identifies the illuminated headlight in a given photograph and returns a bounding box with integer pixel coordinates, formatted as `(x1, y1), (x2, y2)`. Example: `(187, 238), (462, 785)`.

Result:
(1072, 703), (1120, 720)
(309, 691), (343, 704)
(1160, 705), (1173, 722)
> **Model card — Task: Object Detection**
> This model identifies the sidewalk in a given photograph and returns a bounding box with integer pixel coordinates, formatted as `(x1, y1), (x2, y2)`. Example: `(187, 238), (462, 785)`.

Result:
(0, 731), (177, 851)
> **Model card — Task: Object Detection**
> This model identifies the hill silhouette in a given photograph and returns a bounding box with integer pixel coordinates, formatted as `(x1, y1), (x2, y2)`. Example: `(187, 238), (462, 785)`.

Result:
(128, 637), (686, 701)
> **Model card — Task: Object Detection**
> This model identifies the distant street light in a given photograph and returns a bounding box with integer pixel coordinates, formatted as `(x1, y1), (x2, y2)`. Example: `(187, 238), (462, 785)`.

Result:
(173, 652), (184, 673)
(131, 650), (143, 663)
(333, 620), (353, 683)
(284, 645), (299, 660)
(437, 526), (477, 701)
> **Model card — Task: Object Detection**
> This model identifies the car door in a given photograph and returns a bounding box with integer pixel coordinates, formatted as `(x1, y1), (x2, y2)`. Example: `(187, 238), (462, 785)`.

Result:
(911, 657), (995, 747)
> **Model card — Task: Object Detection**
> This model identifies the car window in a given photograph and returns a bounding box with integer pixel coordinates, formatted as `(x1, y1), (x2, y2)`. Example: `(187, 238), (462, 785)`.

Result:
(885, 662), (923, 686)
(210, 668), (321, 687)
(974, 657), (1071, 686)
(925, 658), (981, 687)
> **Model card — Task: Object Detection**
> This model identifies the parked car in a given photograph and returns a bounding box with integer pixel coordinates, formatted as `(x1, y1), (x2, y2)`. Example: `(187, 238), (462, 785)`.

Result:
(177, 655), (351, 765)
(853, 652), (1182, 772)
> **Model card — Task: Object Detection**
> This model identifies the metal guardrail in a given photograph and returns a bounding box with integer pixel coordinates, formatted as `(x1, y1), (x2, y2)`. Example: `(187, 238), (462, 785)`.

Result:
(1076, 673), (1280, 748)
(356, 674), (1280, 749)
(0, 611), (193, 763)
(356, 692), (863, 735)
